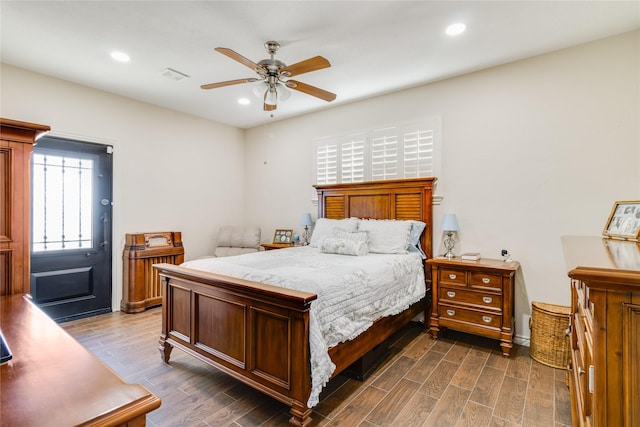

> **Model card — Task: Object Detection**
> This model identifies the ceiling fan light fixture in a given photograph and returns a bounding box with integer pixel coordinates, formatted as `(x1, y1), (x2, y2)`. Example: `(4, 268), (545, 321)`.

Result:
(264, 86), (278, 106)
(277, 83), (291, 101)
(252, 81), (269, 98)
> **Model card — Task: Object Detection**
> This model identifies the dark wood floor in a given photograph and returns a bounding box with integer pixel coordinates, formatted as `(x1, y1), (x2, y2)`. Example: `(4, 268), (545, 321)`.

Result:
(62, 308), (572, 427)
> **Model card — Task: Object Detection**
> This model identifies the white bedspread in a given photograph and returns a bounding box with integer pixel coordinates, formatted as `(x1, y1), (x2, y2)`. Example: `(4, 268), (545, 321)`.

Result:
(182, 246), (425, 407)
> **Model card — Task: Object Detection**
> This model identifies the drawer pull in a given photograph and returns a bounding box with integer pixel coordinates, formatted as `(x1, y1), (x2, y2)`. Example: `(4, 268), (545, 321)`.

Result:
(482, 316), (492, 323)
(446, 309), (455, 316)
(482, 296), (493, 304)
(449, 274), (457, 280)
(447, 291), (456, 298)
(482, 278), (491, 284)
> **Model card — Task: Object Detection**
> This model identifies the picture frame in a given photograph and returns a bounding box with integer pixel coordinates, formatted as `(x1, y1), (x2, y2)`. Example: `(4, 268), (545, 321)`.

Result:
(602, 200), (640, 241)
(273, 229), (293, 244)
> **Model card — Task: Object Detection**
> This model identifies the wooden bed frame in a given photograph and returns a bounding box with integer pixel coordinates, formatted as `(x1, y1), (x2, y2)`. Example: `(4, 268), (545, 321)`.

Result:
(154, 177), (436, 426)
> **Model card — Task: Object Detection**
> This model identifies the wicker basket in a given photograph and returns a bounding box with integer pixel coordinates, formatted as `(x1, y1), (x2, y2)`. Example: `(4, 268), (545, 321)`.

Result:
(529, 301), (571, 369)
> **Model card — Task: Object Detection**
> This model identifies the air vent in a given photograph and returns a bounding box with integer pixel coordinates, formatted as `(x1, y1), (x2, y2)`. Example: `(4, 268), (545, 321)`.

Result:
(161, 68), (189, 81)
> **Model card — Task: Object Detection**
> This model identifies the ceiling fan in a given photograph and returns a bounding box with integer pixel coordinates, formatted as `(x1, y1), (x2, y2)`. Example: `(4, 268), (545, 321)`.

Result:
(201, 41), (336, 111)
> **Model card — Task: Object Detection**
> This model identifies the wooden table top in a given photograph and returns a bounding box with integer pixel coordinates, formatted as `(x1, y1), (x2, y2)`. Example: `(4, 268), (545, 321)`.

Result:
(0, 294), (161, 426)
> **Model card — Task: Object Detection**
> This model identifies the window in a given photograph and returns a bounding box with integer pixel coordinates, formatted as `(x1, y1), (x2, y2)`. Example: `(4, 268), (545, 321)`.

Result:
(314, 118), (440, 184)
(32, 152), (94, 251)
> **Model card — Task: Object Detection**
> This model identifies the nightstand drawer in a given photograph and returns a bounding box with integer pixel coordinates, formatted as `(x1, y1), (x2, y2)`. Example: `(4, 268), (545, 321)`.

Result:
(439, 287), (502, 311)
(438, 305), (502, 329)
(469, 271), (502, 291)
(439, 268), (466, 286)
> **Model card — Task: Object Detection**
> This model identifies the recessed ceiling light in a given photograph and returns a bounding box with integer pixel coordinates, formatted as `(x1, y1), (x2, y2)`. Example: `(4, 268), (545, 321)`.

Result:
(238, 98), (250, 105)
(110, 51), (130, 63)
(446, 23), (466, 36)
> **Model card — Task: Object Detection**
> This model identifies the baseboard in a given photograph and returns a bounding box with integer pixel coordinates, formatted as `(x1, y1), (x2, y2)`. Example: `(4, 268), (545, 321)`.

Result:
(514, 334), (530, 347)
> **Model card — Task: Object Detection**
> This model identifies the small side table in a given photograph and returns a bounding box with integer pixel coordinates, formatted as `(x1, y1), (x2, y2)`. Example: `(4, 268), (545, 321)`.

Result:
(261, 243), (295, 251)
(427, 256), (519, 357)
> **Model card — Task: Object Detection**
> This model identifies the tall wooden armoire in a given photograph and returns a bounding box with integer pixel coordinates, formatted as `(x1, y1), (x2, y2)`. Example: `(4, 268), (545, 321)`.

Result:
(1, 119), (50, 295)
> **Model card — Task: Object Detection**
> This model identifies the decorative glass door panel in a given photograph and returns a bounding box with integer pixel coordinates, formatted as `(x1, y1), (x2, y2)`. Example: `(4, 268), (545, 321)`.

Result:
(32, 153), (94, 252)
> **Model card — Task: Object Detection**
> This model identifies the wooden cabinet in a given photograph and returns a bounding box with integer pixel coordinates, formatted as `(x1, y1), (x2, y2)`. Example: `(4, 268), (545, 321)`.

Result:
(563, 236), (640, 427)
(0, 118), (50, 295)
(427, 257), (519, 356)
(121, 231), (184, 313)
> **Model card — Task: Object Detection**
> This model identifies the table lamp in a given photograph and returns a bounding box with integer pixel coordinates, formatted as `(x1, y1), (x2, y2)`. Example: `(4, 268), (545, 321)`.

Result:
(441, 214), (459, 259)
(300, 213), (313, 246)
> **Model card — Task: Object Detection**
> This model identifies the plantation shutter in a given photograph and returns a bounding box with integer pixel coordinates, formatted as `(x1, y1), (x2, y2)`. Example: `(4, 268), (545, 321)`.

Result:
(314, 118), (438, 184)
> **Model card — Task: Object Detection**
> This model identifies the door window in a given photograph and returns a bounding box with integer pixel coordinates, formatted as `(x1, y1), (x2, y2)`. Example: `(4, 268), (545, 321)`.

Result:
(32, 152), (94, 252)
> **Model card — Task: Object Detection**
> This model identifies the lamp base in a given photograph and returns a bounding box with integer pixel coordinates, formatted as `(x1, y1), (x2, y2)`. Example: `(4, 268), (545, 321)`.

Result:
(443, 232), (456, 259)
(302, 226), (311, 246)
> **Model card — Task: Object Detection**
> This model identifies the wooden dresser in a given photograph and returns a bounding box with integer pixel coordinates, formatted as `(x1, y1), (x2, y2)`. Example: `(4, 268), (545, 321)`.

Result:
(562, 236), (640, 427)
(0, 119), (50, 295)
(1, 294), (161, 425)
(427, 257), (519, 357)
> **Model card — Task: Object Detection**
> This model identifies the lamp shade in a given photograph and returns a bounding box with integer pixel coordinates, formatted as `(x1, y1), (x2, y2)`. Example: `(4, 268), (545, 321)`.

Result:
(300, 213), (313, 226)
(440, 214), (459, 231)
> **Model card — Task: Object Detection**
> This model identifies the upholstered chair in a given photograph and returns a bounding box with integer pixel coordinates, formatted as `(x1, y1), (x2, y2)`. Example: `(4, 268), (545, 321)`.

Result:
(213, 225), (261, 257)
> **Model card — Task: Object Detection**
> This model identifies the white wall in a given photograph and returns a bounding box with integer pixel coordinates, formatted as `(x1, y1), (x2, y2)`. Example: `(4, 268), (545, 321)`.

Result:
(0, 64), (246, 308)
(244, 30), (640, 342)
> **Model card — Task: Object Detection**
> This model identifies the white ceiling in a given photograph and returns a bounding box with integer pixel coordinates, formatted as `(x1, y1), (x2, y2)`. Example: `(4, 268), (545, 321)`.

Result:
(1, 1), (639, 129)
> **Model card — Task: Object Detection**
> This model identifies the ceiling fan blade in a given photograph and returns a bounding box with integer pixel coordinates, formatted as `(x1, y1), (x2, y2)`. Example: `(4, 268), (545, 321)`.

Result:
(286, 80), (336, 102)
(200, 78), (258, 90)
(215, 47), (266, 73)
(280, 56), (331, 77)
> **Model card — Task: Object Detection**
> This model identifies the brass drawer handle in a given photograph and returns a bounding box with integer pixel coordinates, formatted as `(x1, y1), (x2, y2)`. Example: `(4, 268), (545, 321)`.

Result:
(446, 309), (455, 316)
(482, 278), (491, 284)
(449, 274), (457, 280)
(447, 291), (456, 298)
(482, 316), (492, 323)
(483, 296), (493, 304)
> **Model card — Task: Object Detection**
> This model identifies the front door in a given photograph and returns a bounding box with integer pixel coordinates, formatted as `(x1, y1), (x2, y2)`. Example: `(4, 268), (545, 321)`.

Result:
(30, 136), (113, 322)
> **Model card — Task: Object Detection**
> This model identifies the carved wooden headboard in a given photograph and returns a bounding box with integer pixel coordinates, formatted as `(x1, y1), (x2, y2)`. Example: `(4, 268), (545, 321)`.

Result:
(314, 178), (437, 260)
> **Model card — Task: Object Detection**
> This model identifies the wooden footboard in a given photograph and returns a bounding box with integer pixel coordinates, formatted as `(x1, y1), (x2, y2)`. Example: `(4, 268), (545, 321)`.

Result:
(155, 263), (316, 426)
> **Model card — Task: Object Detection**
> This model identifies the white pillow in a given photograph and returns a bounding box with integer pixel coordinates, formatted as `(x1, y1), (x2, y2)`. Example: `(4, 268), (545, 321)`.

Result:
(357, 219), (412, 254)
(320, 237), (369, 256)
(309, 218), (359, 247)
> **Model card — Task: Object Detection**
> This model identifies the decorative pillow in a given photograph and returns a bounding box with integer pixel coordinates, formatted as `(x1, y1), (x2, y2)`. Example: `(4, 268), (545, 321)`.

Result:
(357, 219), (412, 254)
(333, 228), (369, 242)
(320, 237), (369, 256)
(406, 220), (427, 259)
(309, 218), (359, 247)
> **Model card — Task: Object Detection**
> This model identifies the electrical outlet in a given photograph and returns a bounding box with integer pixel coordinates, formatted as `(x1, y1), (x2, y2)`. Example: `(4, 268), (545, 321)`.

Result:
(501, 249), (509, 257)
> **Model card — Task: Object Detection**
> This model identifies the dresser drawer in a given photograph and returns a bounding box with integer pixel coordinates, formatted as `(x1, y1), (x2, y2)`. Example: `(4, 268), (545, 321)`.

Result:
(439, 268), (466, 286)
(469, 271), (502, 292)
(438, 304), (502, 329)
(439, 287), (502, 311)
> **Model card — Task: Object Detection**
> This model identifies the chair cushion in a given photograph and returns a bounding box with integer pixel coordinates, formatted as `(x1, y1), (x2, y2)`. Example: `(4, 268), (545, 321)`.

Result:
(214, 226), (261, 257)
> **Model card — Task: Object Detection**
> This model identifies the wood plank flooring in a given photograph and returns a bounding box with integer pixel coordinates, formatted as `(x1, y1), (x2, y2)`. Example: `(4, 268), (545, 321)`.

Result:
(62, 308), (572, 427)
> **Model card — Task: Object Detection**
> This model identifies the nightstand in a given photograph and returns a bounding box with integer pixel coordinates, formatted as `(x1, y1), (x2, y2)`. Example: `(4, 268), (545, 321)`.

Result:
(427, 256), (519, 357)
(261, 243), (295, 251)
